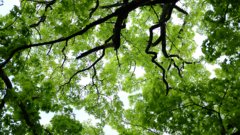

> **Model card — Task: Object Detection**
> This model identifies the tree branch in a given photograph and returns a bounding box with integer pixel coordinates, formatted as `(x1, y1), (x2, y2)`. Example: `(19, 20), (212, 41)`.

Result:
(76, 42), (113, 59)
(62, 49), (106, 86)
(145, 23), (171, 95)
(0, 68), (12, 110)
(0, 0), (179, 69)
(174, 5), (188, 15)
(89, 0), (99, 18)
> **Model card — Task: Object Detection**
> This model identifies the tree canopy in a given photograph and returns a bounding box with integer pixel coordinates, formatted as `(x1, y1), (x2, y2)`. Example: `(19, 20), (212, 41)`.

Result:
(0, 0), (239, 134)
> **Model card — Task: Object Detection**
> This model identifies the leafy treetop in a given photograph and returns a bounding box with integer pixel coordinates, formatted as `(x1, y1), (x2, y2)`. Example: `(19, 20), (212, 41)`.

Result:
(0, 0), (239, 134)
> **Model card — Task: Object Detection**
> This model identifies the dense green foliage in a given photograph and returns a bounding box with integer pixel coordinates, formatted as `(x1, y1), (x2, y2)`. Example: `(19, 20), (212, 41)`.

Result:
(0, 0), (239, 134)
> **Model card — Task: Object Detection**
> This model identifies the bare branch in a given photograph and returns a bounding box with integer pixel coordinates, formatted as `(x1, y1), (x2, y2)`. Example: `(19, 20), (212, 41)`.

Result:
(92, 66), (100, 102)
(47, 44), (53, 55)
(76, 42), (113, 59)
(145, 23), (171, 95)
(115, 50), (121, 67)
(62, 49), (105, 86)
(33, 27), (42, 40)
(61, 40), (68, 68)
(174, 5), (188, 15)
(172, 60), (183, 78)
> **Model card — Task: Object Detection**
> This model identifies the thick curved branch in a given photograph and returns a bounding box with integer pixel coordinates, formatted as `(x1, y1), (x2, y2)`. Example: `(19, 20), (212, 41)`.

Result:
(161, 22), (169, 58)
(159, 3), (175, 58)
(149, 3), (193, 81)
(144, 2), (178, 95)
(144, 2), (189, 95)
(0, 68), (12, 110)
(18, 102), (39, 135)
(112, 11), (128, 50)
(0, 68), (12, 89)
(145, 24), (171, 95)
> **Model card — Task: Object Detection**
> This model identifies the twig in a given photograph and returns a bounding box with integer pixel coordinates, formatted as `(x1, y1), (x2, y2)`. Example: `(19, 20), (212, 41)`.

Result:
(92, 66), (100, 102)
(89, 0), (99, 18)
(47, 44), (53, 55)
(61, 40), (68, 68)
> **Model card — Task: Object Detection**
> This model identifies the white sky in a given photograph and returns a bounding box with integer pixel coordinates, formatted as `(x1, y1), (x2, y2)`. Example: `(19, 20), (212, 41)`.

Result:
(0, 0), (220, 134)
(0, 0), (19, 15)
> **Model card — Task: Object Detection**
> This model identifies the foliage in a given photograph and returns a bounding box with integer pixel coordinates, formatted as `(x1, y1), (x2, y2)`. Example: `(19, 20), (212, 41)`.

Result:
(49, 114), (83, 134)
(0, 0), (239, 134)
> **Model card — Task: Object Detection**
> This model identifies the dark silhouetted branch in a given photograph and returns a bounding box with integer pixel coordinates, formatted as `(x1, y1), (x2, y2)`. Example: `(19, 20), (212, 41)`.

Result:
(0, 68), (12, 112)
(174, 5), (188, 15)
(30, 15), (46, 28)
(62, 49), (105, 86)
(61, 40), (68, 68)
(89, 0), (99, 18)
(145, 23), (171, 95)
(76, 42), (113, 59)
